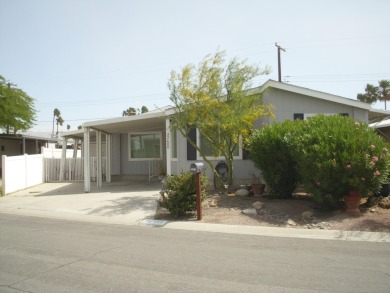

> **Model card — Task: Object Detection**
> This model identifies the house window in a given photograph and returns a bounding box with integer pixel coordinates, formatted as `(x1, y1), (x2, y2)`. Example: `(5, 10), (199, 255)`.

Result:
(129, 132), (161, 160)
(197, 129), (241, 159)
(294, 113), (349, 120)
(171, 127), (177, 159)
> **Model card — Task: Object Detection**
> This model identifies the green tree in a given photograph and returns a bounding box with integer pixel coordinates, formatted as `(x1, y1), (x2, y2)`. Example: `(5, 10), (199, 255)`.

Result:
(122, 106), (149, 116)
(357, 80), (390, 109)
(122, 107), (136, 116)
(168, 50), (273, 190)
(0, 75), (36, 134)
(67, 124), (71, 131)
(141, 106), (149, 113)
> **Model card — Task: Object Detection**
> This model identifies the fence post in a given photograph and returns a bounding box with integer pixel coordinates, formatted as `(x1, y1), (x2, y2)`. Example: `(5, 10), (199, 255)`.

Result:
(1, 155), (6, 196)
(24, 154), (28, 190)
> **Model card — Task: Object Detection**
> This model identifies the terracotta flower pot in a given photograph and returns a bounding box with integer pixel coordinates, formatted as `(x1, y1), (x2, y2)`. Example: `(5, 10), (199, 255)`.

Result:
(344, 190), (361, 216)
(251, 183), (265, 196)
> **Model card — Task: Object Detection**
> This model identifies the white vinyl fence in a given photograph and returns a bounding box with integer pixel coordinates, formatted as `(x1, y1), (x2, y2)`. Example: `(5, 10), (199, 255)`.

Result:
(2, 154), (44, 195)
(44, 157), (106, 182)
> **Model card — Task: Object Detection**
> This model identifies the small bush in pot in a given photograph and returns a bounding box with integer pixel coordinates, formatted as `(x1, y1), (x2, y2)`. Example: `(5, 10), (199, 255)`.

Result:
(159, 171), (209, 217)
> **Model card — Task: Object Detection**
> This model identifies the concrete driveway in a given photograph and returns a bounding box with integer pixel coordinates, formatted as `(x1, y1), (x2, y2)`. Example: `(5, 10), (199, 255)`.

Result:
(0, 181), (162, 225)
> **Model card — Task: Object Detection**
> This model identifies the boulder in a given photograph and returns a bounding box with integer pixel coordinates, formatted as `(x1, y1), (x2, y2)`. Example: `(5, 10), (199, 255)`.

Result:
(235, 189), (249, 196)
(242, 208), (257, 216)
(379, 197), (390, 209)
(252, 201), (264, 210)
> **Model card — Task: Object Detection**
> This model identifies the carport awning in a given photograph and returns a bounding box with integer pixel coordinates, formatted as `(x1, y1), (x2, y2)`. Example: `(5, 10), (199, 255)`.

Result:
(61, 108), (170, 140)
(370, 118), (390, 129)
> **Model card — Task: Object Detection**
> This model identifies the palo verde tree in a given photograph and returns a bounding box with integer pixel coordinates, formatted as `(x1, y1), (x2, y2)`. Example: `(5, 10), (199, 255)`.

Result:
(357, 80), (390, 110)
(168, 50), (273, 190)
(0, 75), (36, 134)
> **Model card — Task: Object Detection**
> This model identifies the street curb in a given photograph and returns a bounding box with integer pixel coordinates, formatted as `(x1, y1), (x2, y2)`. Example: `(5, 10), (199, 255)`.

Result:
(1, 209), (390, 243)
(161, 221), (390, 243)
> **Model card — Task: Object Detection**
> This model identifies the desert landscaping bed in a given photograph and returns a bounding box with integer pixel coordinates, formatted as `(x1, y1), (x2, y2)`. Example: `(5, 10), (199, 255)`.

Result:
(155, 192), (390, 233)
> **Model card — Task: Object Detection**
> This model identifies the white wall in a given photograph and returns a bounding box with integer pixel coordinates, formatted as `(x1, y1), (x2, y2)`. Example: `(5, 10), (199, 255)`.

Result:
(2, 154), (44, 195)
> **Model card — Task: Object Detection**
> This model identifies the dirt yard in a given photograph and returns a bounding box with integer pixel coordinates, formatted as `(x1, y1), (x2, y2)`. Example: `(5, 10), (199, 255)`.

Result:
(203, 193), (390, 232)
(155, 192), (390, 233)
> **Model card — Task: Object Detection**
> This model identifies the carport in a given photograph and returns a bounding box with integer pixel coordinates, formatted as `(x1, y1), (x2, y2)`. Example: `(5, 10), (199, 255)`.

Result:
(370, 117), (390, 141)
(61, 107), (174, 193)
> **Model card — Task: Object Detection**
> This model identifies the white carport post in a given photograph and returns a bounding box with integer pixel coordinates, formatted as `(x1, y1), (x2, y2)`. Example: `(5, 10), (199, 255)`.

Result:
(96, 130), (102, 187)
(106, 134), (111, 183)
(165, 118), (172, 175)
(59, 138), (67, 181)
(73, 139), (79, 158)
(84, 127), (91, 192)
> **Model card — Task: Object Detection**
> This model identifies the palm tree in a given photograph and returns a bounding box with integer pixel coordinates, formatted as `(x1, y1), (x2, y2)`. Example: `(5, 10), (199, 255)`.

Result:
(52, 108), (61, 137)
(378, 80), (390, 110)
(56, 116), (64, 136)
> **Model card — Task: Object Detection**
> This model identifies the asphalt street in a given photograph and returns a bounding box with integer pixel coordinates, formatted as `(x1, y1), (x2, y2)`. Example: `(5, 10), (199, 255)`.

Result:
(0, 213), (389, 292)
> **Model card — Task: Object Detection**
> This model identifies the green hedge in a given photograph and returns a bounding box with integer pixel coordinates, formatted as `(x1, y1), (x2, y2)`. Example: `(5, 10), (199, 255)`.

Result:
(249, 115), (390, 208)
(249, 120), (301, 198)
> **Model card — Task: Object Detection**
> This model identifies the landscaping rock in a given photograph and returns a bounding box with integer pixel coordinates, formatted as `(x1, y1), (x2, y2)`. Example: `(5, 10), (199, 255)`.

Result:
(379, 197), (390, 209)
(252, 201), (264, 210)
(367, 196), (383, 207)
(301, 211), (314, 220)
(242, 208), (257, 216)
(286, 219), (297, 226)
(318, 222), (327, 229)
(209, 200), (217, 207)
(235, 189), (249, 196)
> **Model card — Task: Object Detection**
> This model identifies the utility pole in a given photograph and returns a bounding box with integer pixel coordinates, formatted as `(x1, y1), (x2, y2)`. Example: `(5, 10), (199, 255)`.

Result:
(275, 43), (286, 82)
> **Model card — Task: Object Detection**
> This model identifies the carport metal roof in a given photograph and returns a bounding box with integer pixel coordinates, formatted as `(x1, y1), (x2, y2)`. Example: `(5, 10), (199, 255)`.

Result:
(61, 107), (170, 140)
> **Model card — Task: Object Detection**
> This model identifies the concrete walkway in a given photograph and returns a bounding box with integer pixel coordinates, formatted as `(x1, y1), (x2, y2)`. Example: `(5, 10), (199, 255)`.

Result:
(1, 182), (390, 243)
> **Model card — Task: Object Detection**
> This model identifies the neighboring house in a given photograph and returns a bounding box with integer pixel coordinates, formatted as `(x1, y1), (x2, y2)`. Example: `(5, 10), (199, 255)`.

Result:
(369, 118), (390, 141)
(0, 134), (55, 177)
(60, 80), (389, 192)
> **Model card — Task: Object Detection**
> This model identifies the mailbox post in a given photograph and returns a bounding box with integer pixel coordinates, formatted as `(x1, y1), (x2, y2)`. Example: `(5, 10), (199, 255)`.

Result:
(190, 162), (204, 220)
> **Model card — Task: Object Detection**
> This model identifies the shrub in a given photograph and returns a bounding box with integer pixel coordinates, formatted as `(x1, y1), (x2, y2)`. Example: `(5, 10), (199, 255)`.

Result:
(159, 171), (209, 217)
(249, 120), (302, 198)
(291, 115), (390, 208)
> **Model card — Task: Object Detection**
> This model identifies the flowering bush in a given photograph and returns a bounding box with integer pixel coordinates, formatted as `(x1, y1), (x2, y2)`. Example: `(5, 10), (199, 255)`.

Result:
(291, 115), (390, 207)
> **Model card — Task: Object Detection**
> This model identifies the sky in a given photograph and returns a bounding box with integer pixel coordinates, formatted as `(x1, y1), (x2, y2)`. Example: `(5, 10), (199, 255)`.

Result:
(1, 0), (389, 135)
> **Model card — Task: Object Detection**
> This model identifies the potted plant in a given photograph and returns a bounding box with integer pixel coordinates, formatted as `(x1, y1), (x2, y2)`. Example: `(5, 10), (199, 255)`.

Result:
(158, 167), (167, 182)
(251, 173), (265, 196)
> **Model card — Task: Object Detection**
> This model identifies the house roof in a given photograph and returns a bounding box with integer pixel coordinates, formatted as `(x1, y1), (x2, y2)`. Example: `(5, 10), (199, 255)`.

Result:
(259, 80), (371, 109)
(0, 133), (57, 142)
(61, 106), (170, 139)
(258, 80), (389, 121)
